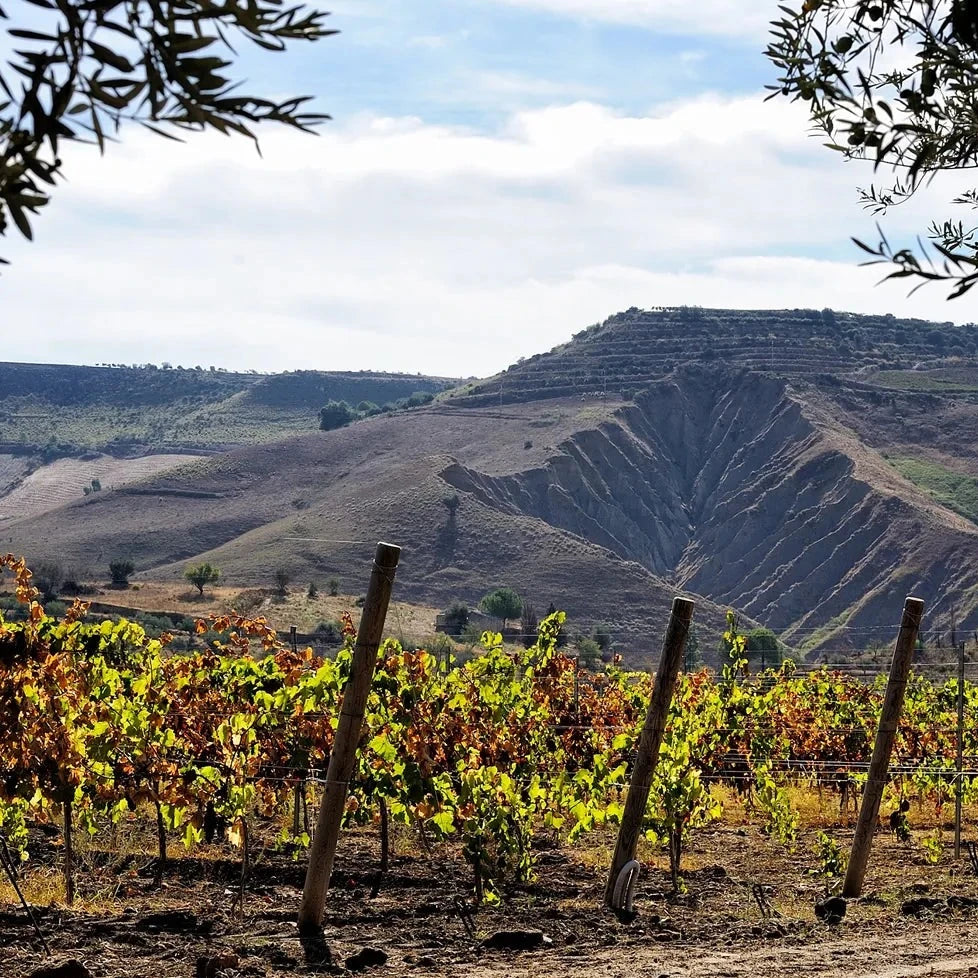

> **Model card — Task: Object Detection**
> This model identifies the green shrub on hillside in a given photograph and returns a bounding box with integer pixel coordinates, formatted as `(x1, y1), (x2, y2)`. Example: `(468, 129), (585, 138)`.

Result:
(314, 620), (343, 643)
(890, 457), (978, 525)
(318, 400), (357, 431)
(273, 569), (291, 598)
(745, 628), (783, 668)
(32, 561), (64, 600)
(479, 587), (523, 629)
(577, 636), (601, 668)
(109, 560), (135, 589)
(443, 600), (470, 636)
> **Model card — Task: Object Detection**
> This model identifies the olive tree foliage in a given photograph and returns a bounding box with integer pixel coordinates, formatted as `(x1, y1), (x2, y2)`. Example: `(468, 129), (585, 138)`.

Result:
(0, 0), (336, 257)
(109, 558), (134, 587)
(767, 0), (978, 297)
(479, 587), (522, 629)
(184, 560), (220, 596)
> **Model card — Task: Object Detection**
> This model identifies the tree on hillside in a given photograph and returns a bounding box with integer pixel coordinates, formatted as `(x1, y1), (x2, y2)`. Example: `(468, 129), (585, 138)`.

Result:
(592, 622), (612, 651)
(273, 568), (291, 598)
(767, 0), (978, 297)
(442, 599), (470, 637)
(318, 400), (356, 431)
(184, 562), (220, 596)
(577, 635), (601, 670)
(520, 601), (538, 648)
(442, 492), (460, 517)
(683, 623), (702, 671)
(33, 560), (64, 600)
(479, 587), (522, 630)
(405, 391), (435, 407)
(745, 627), (782, 670)
(0, 0), (335, 257)
(109, 559), (134, 588)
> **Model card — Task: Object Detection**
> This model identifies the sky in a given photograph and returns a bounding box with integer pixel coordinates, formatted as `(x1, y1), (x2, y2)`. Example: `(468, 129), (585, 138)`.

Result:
(1, 0), (974, 377)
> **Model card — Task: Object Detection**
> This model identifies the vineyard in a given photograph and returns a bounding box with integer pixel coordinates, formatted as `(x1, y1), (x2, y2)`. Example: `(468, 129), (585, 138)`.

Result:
(0, 454), (202, 523)
(4, 554), (978, 976)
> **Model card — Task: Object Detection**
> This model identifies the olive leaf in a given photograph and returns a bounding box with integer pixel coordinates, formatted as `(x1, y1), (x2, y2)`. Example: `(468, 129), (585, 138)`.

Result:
(767, 0), (978, 299)
(0, 0), (337, 261)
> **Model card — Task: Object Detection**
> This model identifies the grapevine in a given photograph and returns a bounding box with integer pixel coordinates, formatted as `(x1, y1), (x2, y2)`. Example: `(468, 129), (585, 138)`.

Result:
(1, 557), (976, 904)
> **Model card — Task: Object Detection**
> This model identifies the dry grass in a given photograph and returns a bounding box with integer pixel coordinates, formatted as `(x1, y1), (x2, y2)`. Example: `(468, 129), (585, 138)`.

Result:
(79, 580), (445, 645)
(0, 454), (199, 524)
(0, 863), (127, 913)
(0, 864), (71, 908)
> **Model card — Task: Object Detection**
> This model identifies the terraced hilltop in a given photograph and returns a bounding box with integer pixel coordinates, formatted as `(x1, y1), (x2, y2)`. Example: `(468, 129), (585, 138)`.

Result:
(453, 306), (978, 404)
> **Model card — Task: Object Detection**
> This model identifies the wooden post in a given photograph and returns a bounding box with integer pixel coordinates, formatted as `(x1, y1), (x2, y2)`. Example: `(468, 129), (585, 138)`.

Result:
(842, 596), (924, 899)
(63, 797), (74, 907)
(956, 640), (965, 860)
(605, 596), (694, 908)
(298, 542), (401, 932)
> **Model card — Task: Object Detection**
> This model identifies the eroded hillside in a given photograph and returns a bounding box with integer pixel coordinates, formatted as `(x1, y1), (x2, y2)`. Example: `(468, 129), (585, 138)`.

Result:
(0, 395), (743, 657)
(443, 369), (978, 651)
(4, 364), (977, 658)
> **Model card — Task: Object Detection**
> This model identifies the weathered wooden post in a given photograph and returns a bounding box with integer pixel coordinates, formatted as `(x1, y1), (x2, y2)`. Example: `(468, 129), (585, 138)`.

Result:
(605, 596), (694, 908)
(298, 542), (401, 932)
(842, 596), (924, 899)
(955, 640), (965, 860)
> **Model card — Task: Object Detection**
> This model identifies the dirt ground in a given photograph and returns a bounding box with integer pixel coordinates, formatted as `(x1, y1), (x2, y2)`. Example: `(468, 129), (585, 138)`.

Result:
(74, 581), (444, 645)
(6, 808), (978, 978)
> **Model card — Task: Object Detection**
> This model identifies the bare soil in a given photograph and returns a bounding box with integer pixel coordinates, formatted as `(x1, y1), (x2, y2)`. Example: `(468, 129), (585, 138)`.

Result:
(5, 812), (978, 978)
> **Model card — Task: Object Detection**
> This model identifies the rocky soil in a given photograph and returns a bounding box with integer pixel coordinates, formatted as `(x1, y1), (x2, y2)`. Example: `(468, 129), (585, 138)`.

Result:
(6, 818), (978, 978)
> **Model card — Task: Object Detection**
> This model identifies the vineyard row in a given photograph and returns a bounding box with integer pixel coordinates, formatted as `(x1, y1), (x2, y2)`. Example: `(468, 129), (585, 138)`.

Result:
(0, 555), (971, 910)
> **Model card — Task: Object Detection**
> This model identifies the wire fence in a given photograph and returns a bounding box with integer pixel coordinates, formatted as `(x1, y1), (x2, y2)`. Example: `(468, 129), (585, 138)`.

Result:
(12, 550), (978, 834)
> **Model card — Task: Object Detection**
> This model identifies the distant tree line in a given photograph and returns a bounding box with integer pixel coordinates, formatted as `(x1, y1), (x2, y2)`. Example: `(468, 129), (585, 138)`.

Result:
(319, 391), (436, 431)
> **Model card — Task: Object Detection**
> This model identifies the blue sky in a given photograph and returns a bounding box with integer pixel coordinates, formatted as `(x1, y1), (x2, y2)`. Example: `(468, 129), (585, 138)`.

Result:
(285, 2), (766, 122)
(1, 1), (970, 375)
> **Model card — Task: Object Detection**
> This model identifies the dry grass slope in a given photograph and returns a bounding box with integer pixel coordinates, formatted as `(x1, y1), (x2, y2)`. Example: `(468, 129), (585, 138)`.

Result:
(0, 453), (200, 523)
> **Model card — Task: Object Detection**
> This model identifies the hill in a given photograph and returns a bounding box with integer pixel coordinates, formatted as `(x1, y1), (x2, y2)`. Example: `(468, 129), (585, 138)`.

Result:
(0, 391), (745, 657)
(4, 307), (978, 663)
(0, 362), (459, 455)
(450, 306), (978, 405)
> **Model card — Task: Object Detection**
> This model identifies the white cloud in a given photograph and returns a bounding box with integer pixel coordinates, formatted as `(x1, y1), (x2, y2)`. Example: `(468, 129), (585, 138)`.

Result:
(407, 30), (471, 49)
(467, 70), (604, 99)
(2, 94), (971, 377)
(487, 0), (774, 36)
(408, 34), (452, 48)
